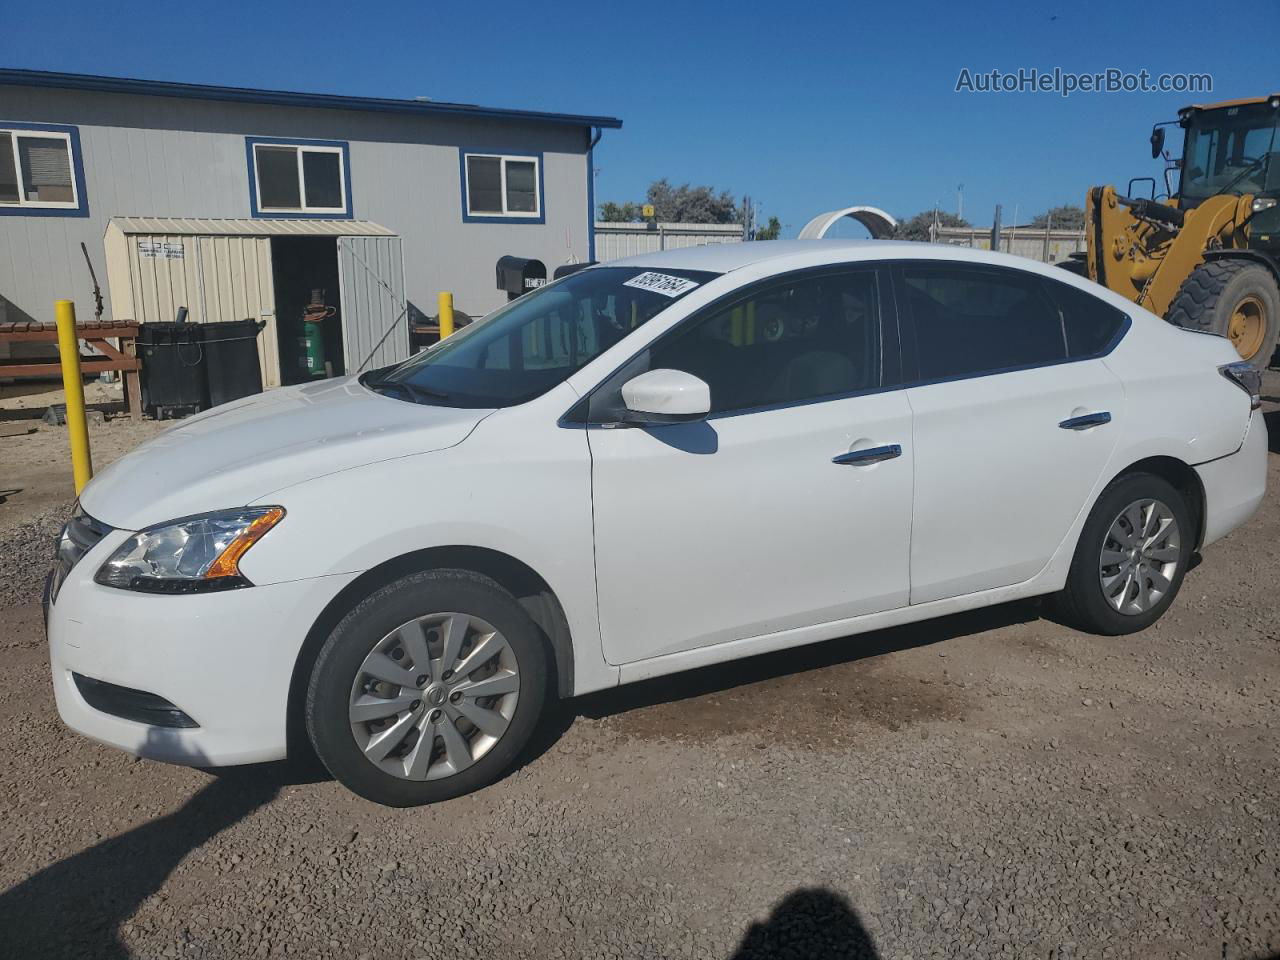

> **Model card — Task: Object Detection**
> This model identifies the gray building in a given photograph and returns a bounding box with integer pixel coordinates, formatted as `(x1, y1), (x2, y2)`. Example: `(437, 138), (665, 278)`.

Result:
(0, 69), (620, 383)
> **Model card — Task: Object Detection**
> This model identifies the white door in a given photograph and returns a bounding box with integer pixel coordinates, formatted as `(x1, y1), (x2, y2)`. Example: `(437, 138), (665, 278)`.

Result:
(897, 262), (1128, 603)
(588, 268), (914, 665)
(337, 235), (410, 375)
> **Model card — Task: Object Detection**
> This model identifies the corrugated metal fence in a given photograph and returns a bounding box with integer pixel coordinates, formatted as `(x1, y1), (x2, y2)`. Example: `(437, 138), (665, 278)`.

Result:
(594, 222), (744, 262)
(933, 224), (1086, 265)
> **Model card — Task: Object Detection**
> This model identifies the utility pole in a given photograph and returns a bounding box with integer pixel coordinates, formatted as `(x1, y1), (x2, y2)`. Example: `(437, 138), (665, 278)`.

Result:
(957, 184), (964, 220)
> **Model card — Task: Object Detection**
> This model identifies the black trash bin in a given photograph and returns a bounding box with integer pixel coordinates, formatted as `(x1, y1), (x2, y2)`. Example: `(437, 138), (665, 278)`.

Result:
(201, 320), (264, 408)
(138, 322), (207, 420)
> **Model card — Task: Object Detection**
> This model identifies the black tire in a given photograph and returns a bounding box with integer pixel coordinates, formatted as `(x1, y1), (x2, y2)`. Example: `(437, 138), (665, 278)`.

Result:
(1165, 259), (1280, 369)
(1047, 472), (1193, 636)
(305, 569), (550, 807)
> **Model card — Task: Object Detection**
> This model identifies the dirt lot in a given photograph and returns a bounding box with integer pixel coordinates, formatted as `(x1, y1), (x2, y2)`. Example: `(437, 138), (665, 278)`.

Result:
(0, 387), (1278, 960)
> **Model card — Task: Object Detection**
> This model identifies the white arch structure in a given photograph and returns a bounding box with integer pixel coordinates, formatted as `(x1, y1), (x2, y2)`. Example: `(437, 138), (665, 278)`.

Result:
(798, 206), (898, 240)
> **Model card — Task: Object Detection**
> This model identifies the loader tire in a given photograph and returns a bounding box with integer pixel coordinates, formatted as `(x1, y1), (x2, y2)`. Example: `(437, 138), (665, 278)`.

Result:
(1165, 259), (1279, 369)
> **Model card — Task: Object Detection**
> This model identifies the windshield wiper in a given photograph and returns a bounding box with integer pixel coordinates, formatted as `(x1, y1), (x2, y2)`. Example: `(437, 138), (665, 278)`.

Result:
(362, 375), (450, 404)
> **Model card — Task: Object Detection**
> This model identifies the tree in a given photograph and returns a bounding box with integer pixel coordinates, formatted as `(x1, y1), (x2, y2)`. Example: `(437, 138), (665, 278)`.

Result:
(1031, 205), (1085, 230)
(600, 179), (744, 224)
(753, 216), (781, 241)
(646, 179), (740, 223)
(598, 201), (643, 222)
(893, 210), (970, 242)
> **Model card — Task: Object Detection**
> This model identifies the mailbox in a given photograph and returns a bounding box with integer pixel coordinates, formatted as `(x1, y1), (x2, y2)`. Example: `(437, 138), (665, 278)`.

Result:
(553, 261), (597, 281)
(496, 256), (547, 301)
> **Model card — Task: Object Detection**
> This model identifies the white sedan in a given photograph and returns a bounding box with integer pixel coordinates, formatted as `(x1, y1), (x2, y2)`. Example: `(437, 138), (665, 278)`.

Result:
(47, 240), (1266, 806)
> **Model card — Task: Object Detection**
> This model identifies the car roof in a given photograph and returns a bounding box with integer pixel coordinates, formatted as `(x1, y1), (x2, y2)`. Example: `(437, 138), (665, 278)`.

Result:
(602, 238), (891, 273)
(599, 237), (1062, 277)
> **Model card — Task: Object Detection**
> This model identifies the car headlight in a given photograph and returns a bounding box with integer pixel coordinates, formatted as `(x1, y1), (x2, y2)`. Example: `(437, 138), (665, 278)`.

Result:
(95, 507), (285, 594)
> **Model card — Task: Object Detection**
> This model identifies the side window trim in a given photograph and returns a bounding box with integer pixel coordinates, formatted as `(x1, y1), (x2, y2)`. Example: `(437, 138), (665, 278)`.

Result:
(458, 148), (546, 224)
(574, 263), (902, 425)
(245, 136), (353, 219)
(890, 259), (1131, 388)
(0, 121), (89, 218)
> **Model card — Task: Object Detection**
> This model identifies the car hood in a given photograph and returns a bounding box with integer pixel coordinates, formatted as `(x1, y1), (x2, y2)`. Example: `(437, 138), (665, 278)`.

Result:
(80, 377), (492, 530)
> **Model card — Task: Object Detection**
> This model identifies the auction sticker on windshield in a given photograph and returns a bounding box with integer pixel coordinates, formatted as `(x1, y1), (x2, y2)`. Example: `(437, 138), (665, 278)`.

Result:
(622, 272), (701, 297)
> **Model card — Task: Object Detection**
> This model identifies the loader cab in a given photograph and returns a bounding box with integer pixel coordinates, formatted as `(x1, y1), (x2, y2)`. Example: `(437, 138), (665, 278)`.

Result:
(1176, 97), (1280, 212)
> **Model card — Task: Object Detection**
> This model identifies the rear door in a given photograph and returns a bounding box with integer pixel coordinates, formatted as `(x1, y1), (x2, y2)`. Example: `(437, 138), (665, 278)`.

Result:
(896, 262), (1129, 604)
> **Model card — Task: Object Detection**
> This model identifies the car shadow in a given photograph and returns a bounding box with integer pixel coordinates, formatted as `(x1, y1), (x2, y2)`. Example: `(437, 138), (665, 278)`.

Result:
(518, 598), (1040, 770)
(0, 731), (284, 959)
(728, 887), (882, 959)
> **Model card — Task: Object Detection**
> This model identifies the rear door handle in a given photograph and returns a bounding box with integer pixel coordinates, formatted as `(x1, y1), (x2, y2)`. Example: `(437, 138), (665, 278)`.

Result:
(832, 444), (902, 466)
(1059, 411), (1112, 430)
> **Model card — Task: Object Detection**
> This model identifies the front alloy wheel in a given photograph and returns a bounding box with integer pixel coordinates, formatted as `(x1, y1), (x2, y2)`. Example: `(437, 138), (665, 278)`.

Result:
(307, 570), (548, 806)
(348, 612), (521, 781)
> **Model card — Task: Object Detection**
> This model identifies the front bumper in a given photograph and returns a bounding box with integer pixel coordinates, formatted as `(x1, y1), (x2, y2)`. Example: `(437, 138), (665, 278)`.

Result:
(47, 537), (358, 767)
(1196, 408), (1269, 548)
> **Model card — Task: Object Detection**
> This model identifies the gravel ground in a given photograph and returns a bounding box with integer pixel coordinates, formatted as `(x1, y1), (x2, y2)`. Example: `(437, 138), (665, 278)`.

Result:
(0, 400), (1277, 959)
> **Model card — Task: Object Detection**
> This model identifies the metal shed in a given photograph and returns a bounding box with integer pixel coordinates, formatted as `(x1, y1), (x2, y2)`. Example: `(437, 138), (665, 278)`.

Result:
(103, 217), (409, 388)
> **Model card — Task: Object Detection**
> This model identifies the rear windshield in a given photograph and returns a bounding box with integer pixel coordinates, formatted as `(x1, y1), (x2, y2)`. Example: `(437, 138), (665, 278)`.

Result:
(365, 266), (718, 408)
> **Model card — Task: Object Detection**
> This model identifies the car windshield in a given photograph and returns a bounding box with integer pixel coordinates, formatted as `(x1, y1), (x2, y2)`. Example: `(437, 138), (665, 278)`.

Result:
(1180, 102), (1280, 200)
(364, 266), (718, 408)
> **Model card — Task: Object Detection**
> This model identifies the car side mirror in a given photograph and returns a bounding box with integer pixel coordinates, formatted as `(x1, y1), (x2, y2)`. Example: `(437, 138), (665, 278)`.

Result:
(620, 369), (710, 424)
(1150, 126), (1165, 160)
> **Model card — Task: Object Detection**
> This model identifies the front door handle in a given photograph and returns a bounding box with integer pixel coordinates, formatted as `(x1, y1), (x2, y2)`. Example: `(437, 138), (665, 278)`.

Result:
(832, 444), (902, 466)
(1059, 411), (1112, 430)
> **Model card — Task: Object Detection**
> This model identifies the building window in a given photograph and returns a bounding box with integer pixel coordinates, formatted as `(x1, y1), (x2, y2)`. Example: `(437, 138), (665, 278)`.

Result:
(0, 123), (88, 217)
(461, 151), (543, 222)
(247, 138), (351, 218)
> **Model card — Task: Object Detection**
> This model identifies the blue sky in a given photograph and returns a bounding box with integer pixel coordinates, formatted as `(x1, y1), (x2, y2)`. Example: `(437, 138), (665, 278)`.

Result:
(3, 0), (1273, 236)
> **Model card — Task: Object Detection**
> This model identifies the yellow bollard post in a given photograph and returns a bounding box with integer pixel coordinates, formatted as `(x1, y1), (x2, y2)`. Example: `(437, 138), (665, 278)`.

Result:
(54, 299), (93, 493)
(437, 291), (455, 340)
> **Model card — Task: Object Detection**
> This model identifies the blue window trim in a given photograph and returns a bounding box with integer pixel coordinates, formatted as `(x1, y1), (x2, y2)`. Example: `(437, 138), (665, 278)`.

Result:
(245, 136), (353, 219)
(459, 148), (546, 225)
(0, 121), (89, 218)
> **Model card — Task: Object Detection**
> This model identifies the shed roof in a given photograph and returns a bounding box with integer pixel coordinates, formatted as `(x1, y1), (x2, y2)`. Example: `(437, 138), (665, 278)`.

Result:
(0, 68), (623, 130)
(107, 217), (396, 237)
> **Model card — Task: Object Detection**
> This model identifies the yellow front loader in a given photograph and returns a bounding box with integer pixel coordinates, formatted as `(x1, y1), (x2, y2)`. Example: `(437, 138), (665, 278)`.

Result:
(1068, 94), (1280, 369)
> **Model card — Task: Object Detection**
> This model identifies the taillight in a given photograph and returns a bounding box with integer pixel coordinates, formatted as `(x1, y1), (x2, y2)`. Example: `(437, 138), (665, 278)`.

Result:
(1219, 361), (1262, 410)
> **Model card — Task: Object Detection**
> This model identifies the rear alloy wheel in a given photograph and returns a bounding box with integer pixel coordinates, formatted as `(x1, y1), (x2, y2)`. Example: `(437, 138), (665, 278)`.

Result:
(1097, 499), (1181, 615)
(1047, 473), (1192, 635)
(1166, 259), (1280, 369)
(306, 570), (548, 806)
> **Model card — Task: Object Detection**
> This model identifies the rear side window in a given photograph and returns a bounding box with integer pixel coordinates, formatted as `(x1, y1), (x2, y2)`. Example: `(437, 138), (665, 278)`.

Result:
(902, 263), (1067, 380)
(1043, 277), (1127, 357)
(650, 269), (883, 414)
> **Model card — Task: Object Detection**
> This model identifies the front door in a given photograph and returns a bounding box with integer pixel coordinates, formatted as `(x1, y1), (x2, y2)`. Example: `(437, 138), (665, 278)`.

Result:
(588, 267), (914, 665)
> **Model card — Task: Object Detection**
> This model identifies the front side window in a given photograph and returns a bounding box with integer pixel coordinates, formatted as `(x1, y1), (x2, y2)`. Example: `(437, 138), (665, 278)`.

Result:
(367, 266), (717, 408)
(902, 264), (1068, 380)
(650, 270), (883, 414)
(0, 125), (83, 213)
(249, 139), (349, 216)
(463, 152), (541, 219)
